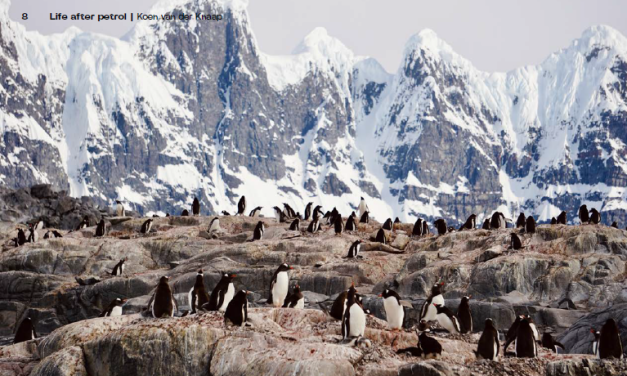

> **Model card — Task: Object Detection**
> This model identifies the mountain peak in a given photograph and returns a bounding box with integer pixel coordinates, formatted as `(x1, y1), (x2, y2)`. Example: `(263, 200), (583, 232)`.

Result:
(402, 28), (468, 68)
(575, 25), (627, 51)
(292, 27), (353, 59)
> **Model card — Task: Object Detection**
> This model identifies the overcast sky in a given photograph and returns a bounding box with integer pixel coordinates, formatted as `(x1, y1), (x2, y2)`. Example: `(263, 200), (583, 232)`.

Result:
(8, 0), (627, 73)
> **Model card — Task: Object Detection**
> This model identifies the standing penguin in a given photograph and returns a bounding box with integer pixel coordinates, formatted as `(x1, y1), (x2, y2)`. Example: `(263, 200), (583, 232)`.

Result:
(237, 196), (246, 216)
(188, 270), (210, 314)
(273, 206), (286, 223)
(116, 200), (125, 217)
(192, 197), (200, 216)
(557, 211), (567, 225)
(357, 197), (369, 218)
(181, 209), (190, 216)
(516, 213), (526, 228)
(422, 220), (430, 235)
(589, 208), (601, 224)
(330, 290), (349, 320)
(17, 229), (27, 245)
(434, 304), (461, 333)
(345, 215), (357, 232)
(289, 218), (300, 231)
(100, 298), (127, 317)
(249, 206), (262, 217)
(591, 328), (601, 357)
(111, 258), (126, 276)
(541, 332), (565, 354)
(579, 205), (589, 224)
(460, 214), (477, 231)
(515, 318), (537, 358)
(419, 331), (443, 359)
(347, 240), (362, 258)
(140, 219), (153, 234)
(282, 285), (305, 309)
(307, 218), (321, 233)
(412, 218), (423, 237)
(375, 228), (387, 244)
(224, 290), (249, 327)
(268, 263), (292, 307)
(360, 211), (369, 224)
(599, 318), (623, 359)
(510, 233), (523, 250)
(458, 296), (473, 333)
(420, 283), (445, 322)
(13, 317), (36, 344)
(95, 220), (106, 237)
(204, 273), (237, 312)
(304, 202), (313, 220)
(252, 221), (264, 241)
(550, 217), (557, 225)
(503, 315), (523, 352)
(342, 284), (366, 338)
(382, 218), (393, 231)
(208, 217), (220, 233)
(525, 216), (536, 234)
(611, 221), (619, 228)
(334, 214), (344, 235)
(76, 216), (89, 230)
(482, 219), (491, 230)
(150, 276), (176, 318)
(475, 319), (499, 360)
(434, 219), (447, 235)
(34, 220), (45, 230)
(27, 226), (37, 243)
(380, 289), (404, 330)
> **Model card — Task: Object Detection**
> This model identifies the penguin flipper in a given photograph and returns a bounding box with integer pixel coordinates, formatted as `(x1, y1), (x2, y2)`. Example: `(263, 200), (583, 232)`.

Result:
(217, 289), (226, 310)
(317, 302), (330, 316)
(555, 342), (565, 350)
(191, 290), (197, 313)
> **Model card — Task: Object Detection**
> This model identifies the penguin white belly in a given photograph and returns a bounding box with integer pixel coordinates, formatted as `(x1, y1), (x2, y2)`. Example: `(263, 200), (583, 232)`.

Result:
(169, 299), (176, 316)
(120, 264), (124, 275)
(219, 284), (235, 312)
(593, 341), (599, 358)
(436, 313), (458, 333)
(151, 300), (156, 318)
(530, 323), (539, 341)
(493, 340), (498, 360)
(188, 288), (195, 311)
(348, 304), (366, 337)
(423, 304), (437, 321)
(431, 294), (444, 306)
(209, 221), (220, 232)
(358, 202), (367, 217)
(117, 205), (124, 217)
(383, 297), (404, 329)
(294, 297), (305, 309)
(110, 306), (123, 316)
(272, 273), (289, 307)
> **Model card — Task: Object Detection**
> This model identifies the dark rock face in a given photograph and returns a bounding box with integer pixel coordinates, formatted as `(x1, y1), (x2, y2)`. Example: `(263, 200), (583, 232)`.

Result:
(558, 304), (627, 355)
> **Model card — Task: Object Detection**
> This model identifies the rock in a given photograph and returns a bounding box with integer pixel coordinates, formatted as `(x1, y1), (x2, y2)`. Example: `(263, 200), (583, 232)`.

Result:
(30, 346), (87, 376)
(475, 247), (502, 263)
(398, 361), (456, 376)
(546, 359), (627, 376)
(558, 304), (627, 354)
(391, 234), (410, 250)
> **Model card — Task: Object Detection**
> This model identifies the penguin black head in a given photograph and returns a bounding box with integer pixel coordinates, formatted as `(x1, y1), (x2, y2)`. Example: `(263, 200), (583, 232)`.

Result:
(394, 217), (400, 224)
(223, 273), (237, 281)
(431, 282), (444, 295)
(461, 296), (471, 304)
(277, 263), (293, 272)
(197, 270), (203, 276)
(159, 276), (170, 284)
(484, 318), (495, 329)
(360, 197), (364, 200)
(116, 200), (121, 204)
(293, 285), (301, 293)
(418, 320), (431, 332)
(379, 289), (395, 299)
(114, 298), (127, 306)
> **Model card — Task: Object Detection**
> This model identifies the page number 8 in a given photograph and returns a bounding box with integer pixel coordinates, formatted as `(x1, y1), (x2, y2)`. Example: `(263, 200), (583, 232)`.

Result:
(22, 13), (28, 20)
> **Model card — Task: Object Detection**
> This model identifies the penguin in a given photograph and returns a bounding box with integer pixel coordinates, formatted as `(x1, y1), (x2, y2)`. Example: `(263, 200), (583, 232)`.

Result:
(151, 276), (176, 318)
(140, 219), (153, 234)
(273, 206), (286, 223)
(482, 219), (491, 230)
(599, 318), (623, 359)
(515, 318), (537, 358)
(27, 226), (37, 243)
(412, 218), (423, 237)
(375, 228), (387, 244)
(334, 214), (344, 235)
(111, 258), (126, 276)
(345, 215), (357, 232)
(34, 220), (45, 230)
(252, 221), (264, 241)
(550, 217), (557, 225)
(289, 218), (300, 231)
(52, 230), (63, 238)
(360, 211), (369, 224)
(313, 205), (324, 219)
(116, 200), (125, 217)
(557, 211), (567, 225)
(221, 211), (231, 216)
(541, 332), (565, 354)
(99, 298), (127, 317)
(249, 206), (262, 217)
(460, 214), (477, 231)
(268, 263), (292, 307)
(422, 220), (430, 235)
(13, 317), (36, 344)
(358, 197), (369, 218)
(510, 233), (523, 250)
(153, 214), (160, 218)
(434, 219), (447, 235)
(503, 315), (523, 352)
(458, 296), (473, 333)
(420, 282), (445, 322)
(204, 273), (237, 312)
(434, 304), (461, 333)
(283, 203), (297, 218)
(76, 216), (89, 230)
(591, 328), (600, 357)
(188, 270), (210, 314)
(304, 202), (313, 220)
(192, 197), (200, 216)
(342, 284), (366, 338)
(419, 331), (443, 359)
(181, 209), (189, 216)
(208, 217), (220, 233)
(526, 315), (540, 342)
(395, 345), (423, 357)
(382, 218), (393, 230)
(237, 196), (246, 216)
(330, 291), (349, 320)
(307, 218), (320, 233)
(525, 216), (536, 234)
(347, 240), (362, 258)
(611, 221), (619, 229)
(380, 289), (404, 330)
(490, 212), (506, 229)
(393, 217), (401, 231)
(475, 318), (499, 360)
(328, 208), (339, 225)
(282, 285), (304, 309)
(516, 213), (526, 228)
(579, 205), (589, 224)
(589, 208), (601, 224)
(17, 229), (27, 245)
(95, 219), (106, 237)
(224, 290), (249, 327)
(43, 231), (51, 240)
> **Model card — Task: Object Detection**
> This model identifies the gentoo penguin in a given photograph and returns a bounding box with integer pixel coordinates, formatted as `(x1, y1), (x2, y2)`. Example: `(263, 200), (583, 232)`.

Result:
(347, 240), (362, 258)
(181, 209), (189, 216)
(192, 197), (200, 216)
(330, 291), (349, 320)
(420, 282), (445, 322)
(434, 219), (447, 235)
(283, 203), (297, 218)
(611, 221), (619, 228)
(591, 328), (600, 357)
(282, 285), (304, 309)
(289, 218), (300, 231)
(111, 258), (126, 276)
(527, 315), (540, 342)
(434, 304), (461, 333)
(422, 220), (430, 235)
(27, 226), (37, 243)
(140, 219), (153, 234)
(153, 214), (160, 218)
(393, 217), (401, 231)
(307, 218), (320, 233)
(345, 215), (357, 232)
(412, 218), (423, 237)
(342, 284), (366, 338)
(525, 216), (536, 234)
(313, 205), (324, 219)
(188, 270), (210, 314)
(419, 331), (443, 359)
(380, 289), (404, 330)
(34, 220), (45, 230)
(557, 211), (567, 225)
(503, 315), (523, 352)
(589, 208), (601, 224)
(304, 202), (313, 220)
(52, 230), (63, 238)
(208, 217), (220, 233)
(375, 228), (387, 244)
(151, 276), (176, 318)
(77, 216), (89, 230)
(95, 219), (106, 237)
(490, 212), (506, 229)
(475, 319), (499, 360)
(100, 298), (127, 317)
(458, 296), (473, 333)
(510, 233), (523, 250)
(550, 217), (557, 225)
(382, 218), (393, 230)
(515, 317), (537, 358)
(252, 221), (264, 241)
(541, 332), (565, 353)
(13, 317), (36, 344)
(358, 197), (369, 218)
(360, 211), (369, 224)
(268, 263), (292, 307)
(599, 318), (623, 359)
(17, 229), (27, 245)
(221, 210), (231, 216)
(43, 231), (51, 239)
(482, 219), (491, 230)
(204, 273), (236, 312)
(237, 196), (246, 216)
(273, 206), (286, 223)
(116, 200), (125, 217)
(460, 214), (477, 231)
(334, 214), (344, 235)
(579, 205), (589, 224)
(224, 290), (249, 327)
(516, 213), (526, 228)
(249, 206), (262, 217)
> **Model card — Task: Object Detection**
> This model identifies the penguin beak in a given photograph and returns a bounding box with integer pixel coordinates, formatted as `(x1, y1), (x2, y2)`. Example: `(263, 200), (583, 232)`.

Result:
(230, 274), (237, 278)
(378, 294), (382, 297)
(245, 291), (250, 295)
(289, 266), (293, 270)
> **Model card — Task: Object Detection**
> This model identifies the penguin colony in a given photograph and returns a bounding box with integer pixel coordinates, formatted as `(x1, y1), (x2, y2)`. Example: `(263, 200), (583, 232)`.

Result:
(10, 197), (626, 363)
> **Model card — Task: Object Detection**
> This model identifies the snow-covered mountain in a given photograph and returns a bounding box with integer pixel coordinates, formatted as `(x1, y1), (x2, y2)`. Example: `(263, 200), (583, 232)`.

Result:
(1, 0), (627, 225)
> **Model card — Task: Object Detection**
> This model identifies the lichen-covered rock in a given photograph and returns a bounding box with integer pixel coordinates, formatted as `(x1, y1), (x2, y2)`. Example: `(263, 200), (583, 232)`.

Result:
(30, 346), (87, 376)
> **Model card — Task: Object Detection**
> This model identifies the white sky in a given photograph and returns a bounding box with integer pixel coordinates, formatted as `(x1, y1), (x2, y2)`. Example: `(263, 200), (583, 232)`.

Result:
(8, 0), (627, 73)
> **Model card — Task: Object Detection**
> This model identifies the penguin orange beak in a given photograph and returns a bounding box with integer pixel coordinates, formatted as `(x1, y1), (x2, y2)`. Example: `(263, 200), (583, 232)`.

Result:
(378, 294), (382, 297)
(289, 266), (293, 269)
(230, 274), (237, 278)
(245, 291), (250, 295)
(439, 282), (444, 286)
